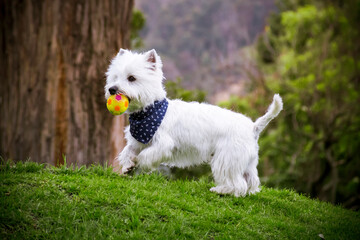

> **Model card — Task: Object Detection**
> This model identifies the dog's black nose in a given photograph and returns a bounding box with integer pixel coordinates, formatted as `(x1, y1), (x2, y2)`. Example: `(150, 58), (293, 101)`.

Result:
(108, 86), (118, 95)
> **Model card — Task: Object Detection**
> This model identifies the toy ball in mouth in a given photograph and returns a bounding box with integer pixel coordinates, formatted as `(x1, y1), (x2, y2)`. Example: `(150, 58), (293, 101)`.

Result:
(106, 94), (129, 115)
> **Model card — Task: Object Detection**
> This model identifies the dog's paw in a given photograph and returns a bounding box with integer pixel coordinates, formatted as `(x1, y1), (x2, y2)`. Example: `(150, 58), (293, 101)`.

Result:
(121, 162), (136, 175)
(210, 185), (247, 197)
(210, 185), (234, 195)
(247, 186), (261, 195)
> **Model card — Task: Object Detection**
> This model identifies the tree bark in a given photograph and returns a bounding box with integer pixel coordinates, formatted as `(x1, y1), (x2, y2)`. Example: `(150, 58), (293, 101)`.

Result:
(0, 0), (133, 166)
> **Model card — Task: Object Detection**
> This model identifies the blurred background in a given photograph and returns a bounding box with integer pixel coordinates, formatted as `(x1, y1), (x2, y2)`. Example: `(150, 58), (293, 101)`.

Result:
(1, 0), (359, 209)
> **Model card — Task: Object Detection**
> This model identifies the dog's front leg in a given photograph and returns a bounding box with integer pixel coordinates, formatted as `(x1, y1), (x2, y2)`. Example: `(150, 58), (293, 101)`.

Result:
(117, 143), (139, 174)
(137, 134), (174, 170)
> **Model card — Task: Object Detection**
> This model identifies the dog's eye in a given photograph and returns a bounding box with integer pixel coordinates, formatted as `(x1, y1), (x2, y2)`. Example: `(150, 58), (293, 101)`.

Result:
(127, 75), (136, 82)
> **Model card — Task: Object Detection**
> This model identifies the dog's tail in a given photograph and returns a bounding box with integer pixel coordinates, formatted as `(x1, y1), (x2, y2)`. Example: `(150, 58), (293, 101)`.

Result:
(253, 94), (283, 140)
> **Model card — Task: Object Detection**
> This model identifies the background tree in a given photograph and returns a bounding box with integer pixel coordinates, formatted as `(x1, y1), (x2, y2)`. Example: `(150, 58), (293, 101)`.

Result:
(0, 0), (134, 166)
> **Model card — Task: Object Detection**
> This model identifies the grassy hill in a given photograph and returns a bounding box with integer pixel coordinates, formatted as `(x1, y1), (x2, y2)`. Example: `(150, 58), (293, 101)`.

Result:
(1, 161), (359, 239)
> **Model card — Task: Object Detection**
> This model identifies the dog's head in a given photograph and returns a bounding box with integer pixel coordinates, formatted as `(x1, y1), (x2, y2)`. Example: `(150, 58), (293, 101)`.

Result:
(105, 49), (166, 112)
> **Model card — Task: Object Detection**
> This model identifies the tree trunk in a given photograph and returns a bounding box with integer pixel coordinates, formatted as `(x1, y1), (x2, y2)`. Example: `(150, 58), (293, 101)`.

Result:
(0, 0), (133, 166)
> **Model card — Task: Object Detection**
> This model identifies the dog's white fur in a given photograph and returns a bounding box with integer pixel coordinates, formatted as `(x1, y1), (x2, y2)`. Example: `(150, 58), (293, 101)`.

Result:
(105, 49), (283, 197)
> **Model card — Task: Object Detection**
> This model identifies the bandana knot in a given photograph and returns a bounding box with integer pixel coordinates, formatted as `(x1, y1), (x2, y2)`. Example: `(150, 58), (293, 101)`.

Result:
(129, 98), (168, 144)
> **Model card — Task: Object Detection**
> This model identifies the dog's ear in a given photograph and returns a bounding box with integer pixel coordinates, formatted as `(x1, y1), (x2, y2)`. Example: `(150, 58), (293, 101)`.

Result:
(145, 49), (157, 70)
(118, 48), (128, 56)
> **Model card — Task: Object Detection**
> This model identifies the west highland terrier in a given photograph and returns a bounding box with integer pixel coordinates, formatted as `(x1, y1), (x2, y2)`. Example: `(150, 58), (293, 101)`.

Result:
(105, 49), (283, 197)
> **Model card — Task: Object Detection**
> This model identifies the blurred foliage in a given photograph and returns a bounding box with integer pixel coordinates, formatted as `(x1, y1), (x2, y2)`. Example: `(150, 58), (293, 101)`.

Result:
(222, 0), (360, 209)
(130, 9), (146, 49)
(137, 0), (276, 93)
(165, 78), (207, 102)
(139, 0), (274, 61)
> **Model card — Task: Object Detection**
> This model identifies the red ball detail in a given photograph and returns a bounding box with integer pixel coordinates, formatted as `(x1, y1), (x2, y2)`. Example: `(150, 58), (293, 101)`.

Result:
(114, 106), (120, 111)
(115, 95), (122, 101)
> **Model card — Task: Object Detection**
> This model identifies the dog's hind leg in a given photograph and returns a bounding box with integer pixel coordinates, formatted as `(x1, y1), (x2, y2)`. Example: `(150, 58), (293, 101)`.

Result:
(244, 157), (261, 194)
(210, 148), (248, 197)
(210, 172), (248, 197)
(232, 175), (249, 197)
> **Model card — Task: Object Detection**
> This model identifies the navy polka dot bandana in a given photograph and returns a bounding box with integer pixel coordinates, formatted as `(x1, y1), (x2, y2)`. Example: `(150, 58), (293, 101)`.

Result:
(129, 98), (169, 144)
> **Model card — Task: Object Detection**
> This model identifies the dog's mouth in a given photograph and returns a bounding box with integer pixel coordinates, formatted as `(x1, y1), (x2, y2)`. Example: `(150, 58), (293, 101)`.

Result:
(115, 91), (131, 103)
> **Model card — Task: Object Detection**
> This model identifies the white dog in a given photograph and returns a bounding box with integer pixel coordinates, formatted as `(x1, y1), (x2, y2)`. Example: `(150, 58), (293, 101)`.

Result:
(105, 49), (283, 197)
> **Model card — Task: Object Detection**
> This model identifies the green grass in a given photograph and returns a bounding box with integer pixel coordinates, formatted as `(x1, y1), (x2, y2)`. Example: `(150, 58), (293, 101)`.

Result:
(1, 161), (359, 239)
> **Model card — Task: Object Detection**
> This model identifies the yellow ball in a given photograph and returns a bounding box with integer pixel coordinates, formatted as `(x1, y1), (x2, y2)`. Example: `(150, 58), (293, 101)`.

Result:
(106, 94), (129, 115)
